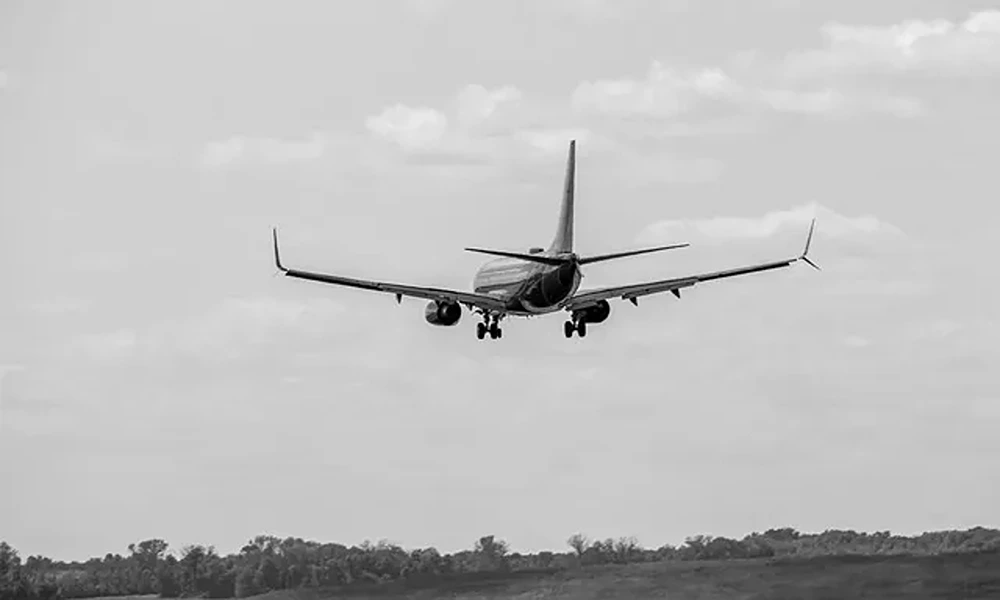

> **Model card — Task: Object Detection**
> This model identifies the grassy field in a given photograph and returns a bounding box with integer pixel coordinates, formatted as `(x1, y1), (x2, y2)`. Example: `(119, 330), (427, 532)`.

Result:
(250, 551), (1000, 599)
(84, 596), (160, 600)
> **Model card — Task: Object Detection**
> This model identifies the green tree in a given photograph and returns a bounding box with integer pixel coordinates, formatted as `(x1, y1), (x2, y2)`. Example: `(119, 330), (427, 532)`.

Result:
(156, 555), (182, 598)
(566, 534), (588, 559)
(128, 539), (168, 595)
(1, 542), (38, 600)
(233, 566), (260, 598)
(473, 535), (509, 572)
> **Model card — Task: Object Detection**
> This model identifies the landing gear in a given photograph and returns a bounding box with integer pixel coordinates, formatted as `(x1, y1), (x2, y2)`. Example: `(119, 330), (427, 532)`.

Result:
(476, 313), (504, 341)
(564, 315), (587, 338)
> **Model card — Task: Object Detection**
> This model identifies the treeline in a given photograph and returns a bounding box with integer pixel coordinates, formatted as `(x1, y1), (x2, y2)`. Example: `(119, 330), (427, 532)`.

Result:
(2, 527), (999, 600)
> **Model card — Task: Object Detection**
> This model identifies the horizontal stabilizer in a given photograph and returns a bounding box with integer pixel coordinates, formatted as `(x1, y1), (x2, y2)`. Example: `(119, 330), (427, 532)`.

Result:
(463, 247), (567, 266)
(578, 243), (690, 265)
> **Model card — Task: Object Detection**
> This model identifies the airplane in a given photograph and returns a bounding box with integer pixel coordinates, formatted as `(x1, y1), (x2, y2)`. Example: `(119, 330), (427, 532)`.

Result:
(270, 140), (819, 341)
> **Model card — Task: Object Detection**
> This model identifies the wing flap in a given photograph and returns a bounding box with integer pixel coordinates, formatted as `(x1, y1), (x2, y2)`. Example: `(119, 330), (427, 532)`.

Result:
(567, 220), (818, 310)
(282, 267), (505, 309)
(272, 229), (507, 312)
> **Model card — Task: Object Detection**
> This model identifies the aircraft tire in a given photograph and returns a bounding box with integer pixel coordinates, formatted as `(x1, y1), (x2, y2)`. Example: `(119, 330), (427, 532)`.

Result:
(578, 321), (587, 337)
(564, 321), (574, 338)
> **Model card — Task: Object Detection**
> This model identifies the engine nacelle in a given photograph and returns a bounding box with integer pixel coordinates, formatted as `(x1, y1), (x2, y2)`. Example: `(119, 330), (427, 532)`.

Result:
(576, 299), (611, 324)
(424, 300), (462, 326)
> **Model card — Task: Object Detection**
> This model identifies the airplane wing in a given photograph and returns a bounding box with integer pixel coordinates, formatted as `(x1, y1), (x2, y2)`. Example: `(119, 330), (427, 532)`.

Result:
(567, 219), (819, 310)
(271, 229), (508, 312)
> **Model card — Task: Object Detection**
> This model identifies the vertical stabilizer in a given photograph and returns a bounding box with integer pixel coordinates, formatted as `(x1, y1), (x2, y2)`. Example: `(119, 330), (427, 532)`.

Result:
(548, 140), (575, 253)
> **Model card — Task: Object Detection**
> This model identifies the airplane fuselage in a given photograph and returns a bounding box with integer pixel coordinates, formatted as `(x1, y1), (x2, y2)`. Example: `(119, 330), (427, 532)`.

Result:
(270, 138), (819, 342)
(472, 255), (582, 316)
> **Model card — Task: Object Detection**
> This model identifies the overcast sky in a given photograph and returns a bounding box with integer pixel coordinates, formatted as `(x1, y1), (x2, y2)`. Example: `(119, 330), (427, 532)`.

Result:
(2, 0), (999, 561)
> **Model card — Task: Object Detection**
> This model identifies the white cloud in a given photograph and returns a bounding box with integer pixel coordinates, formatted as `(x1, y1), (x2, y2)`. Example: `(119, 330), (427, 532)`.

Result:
(366, 105), (449, 151)
(635, 116), (762, 138)
(758, 88), (845, 114)
(506, 128), (720, 184)
(405, 0), (626, 22)
(572, 62), (739, 118)
(758, 88), (926, 118)
(367, 84), (524, 153)
(145, 296), (348, 362)
(784, 10), (1000, 77)
(67, 297), (348, 365)
(0, 70), (8, 88)
(842, 335), (873, 348)
(612, 153), (724, 185)
(403, 0), (454, 16)
(200, 133), (326, 168)
(907, 319), (964, 341)
(824, 279), (930, 298)
(638, 203), (904, 245)
(549, 0), (623, 22)
(32, 298), (89, 316)
(455, 84), (523, 128)
(0, 365), (26, 383)
(573, 60), (923, 120)
(366, 85), (593, 164)
(72, 330), (138, 362)
(85, 133), (156, 164)
(363, 87), (719, 185)
(862, 94), (927, 118)
(69, 126), (173, 166)
(569, 14), (995, 123)
(71, 253), (129, 273)
(513, 128), (596, 154)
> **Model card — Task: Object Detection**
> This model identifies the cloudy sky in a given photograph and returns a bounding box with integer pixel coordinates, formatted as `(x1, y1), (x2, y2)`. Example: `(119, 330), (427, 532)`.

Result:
(2, 0), (999, 561)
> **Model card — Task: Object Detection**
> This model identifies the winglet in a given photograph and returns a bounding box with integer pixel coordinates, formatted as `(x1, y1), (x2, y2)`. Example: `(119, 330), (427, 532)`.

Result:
(272, 227), (288, 273)
(799, 218), (820, 271)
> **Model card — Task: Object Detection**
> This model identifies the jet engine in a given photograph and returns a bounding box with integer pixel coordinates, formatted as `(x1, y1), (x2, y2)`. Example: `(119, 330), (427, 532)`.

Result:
(424, 300), (462, 326)
(576, 299), (611, 324)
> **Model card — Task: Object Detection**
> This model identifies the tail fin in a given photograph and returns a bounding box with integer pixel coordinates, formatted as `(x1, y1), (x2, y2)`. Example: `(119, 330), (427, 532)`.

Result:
(548, 139), (576, 254)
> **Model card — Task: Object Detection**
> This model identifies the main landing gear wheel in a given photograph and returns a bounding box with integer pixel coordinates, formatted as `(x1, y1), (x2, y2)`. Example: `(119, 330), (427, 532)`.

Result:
(564, 319), (587, 338)
(476, 314), (503, 341)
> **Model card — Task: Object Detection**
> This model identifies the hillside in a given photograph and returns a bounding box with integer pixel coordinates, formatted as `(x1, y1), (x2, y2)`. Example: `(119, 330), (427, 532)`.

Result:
(247, 552), (1000, 599)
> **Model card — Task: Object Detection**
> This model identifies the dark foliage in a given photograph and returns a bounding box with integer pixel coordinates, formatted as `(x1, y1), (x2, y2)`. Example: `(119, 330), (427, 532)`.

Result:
(2, 527), (999, 599)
